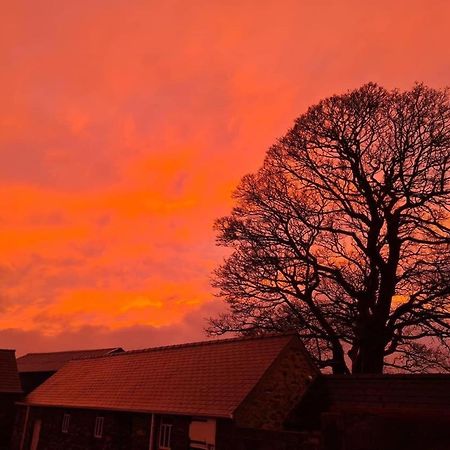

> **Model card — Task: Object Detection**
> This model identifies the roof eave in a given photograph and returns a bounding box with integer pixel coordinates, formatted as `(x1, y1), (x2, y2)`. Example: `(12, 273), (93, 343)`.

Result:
(17, 401), (233, 419)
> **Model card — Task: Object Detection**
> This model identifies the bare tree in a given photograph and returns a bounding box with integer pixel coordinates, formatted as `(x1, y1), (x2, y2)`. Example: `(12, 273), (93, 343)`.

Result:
(209, 83), (450, 374)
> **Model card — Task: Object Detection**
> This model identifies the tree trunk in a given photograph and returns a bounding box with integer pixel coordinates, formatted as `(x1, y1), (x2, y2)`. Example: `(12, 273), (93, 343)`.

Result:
(331, 342), (350, 374)
(352, 336), (385, 373)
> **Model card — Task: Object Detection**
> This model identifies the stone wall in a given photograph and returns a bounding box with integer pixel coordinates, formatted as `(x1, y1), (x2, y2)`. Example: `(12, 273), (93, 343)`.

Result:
(234, 337), (319, 430)
(11, 406), (192, 450)
(12, 406), (133, 450)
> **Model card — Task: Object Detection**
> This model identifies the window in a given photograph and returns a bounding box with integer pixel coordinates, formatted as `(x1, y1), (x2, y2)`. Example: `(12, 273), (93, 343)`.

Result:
(159, 422), (172, 449)
(94, 416), (104, 438)
(61, 414), (70, 433)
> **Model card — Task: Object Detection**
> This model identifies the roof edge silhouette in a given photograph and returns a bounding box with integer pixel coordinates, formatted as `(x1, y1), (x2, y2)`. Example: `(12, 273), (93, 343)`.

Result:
(68, 332), (298, 362)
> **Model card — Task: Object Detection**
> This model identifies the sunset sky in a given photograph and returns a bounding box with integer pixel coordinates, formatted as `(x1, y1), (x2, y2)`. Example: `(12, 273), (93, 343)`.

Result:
(1, 0), (449, 355)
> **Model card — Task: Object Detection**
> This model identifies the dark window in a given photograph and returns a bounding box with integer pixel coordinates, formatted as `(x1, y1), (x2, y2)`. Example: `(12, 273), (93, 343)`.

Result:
(94, 416), (104, 438)
(61, 414), (70, 433)
(159, 422), (172, 449)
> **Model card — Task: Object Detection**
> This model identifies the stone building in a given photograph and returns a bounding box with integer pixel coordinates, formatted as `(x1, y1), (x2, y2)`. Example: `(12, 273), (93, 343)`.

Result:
(0, 349), (22, 450)
(12, 333), (319, 450)
(16, 348), (124, 394)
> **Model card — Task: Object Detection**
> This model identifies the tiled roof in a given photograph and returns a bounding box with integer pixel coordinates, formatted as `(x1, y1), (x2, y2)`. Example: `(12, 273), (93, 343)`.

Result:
(16, 348), (124, 373)
(25, 334), (296, 417)
(0, 349), (22, 393)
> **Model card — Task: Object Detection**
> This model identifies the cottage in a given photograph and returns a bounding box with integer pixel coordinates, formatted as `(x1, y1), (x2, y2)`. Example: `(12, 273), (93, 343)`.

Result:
(16, 348), (124, 394)
(287, 373), (450, 450)
(0, 349), (22, 450)
(12, 333), (318, 450)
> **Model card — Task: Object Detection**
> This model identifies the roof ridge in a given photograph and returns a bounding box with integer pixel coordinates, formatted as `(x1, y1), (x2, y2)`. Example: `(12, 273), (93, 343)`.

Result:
(18, 347), (121, 358)
(24, 332), (303, 416)
(72, 332), (297, 362)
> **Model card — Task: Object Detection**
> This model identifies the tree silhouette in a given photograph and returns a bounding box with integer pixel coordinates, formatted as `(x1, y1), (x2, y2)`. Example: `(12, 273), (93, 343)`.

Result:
(209, 83), (450, 374)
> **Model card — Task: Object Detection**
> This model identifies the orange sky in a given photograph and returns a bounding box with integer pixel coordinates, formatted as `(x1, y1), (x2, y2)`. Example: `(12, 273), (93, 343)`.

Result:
(1, 0), (449, 355)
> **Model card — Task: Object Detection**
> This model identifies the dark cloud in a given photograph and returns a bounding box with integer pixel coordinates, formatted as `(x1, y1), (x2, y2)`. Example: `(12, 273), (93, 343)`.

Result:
(2, 300), (226, 356)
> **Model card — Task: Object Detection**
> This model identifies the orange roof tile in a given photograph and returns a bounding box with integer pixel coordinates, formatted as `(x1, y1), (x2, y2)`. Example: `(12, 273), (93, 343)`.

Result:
(16, 348), (124, 373)
(25, 334), (296, 417)
(0, 349), (22, 393)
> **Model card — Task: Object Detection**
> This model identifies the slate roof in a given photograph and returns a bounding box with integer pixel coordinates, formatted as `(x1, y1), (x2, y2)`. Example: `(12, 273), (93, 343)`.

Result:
(16, 348), (124, 373)
(25, 334), (297, 418)
(0, 349), (22, 393)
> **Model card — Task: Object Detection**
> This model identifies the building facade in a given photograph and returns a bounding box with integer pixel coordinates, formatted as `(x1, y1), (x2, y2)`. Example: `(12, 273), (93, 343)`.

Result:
(12, 334), (318, 450)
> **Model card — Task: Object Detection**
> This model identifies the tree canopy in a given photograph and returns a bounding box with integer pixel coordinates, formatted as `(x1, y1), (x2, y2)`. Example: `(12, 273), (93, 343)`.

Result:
(209, 83), (450, 374)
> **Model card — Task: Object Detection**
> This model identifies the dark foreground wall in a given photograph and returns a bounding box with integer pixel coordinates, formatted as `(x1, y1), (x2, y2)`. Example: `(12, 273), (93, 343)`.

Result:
(0, 394), (21, 450)
(322, 411), (450, 450)
(19, 372), (55, 395)
(216, 420), (320, 450)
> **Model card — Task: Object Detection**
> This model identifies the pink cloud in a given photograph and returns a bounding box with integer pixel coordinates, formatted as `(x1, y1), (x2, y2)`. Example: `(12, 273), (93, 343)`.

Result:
(0, 0), (449, 352)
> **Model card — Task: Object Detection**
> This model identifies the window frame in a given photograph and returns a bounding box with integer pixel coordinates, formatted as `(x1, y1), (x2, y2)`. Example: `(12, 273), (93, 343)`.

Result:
(94, 416), (104, 439)
(189, 443), (209, 450)
(159, 422), (172, 449)
(61, 413), (70, 433)
(189, 445), (215, 450)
